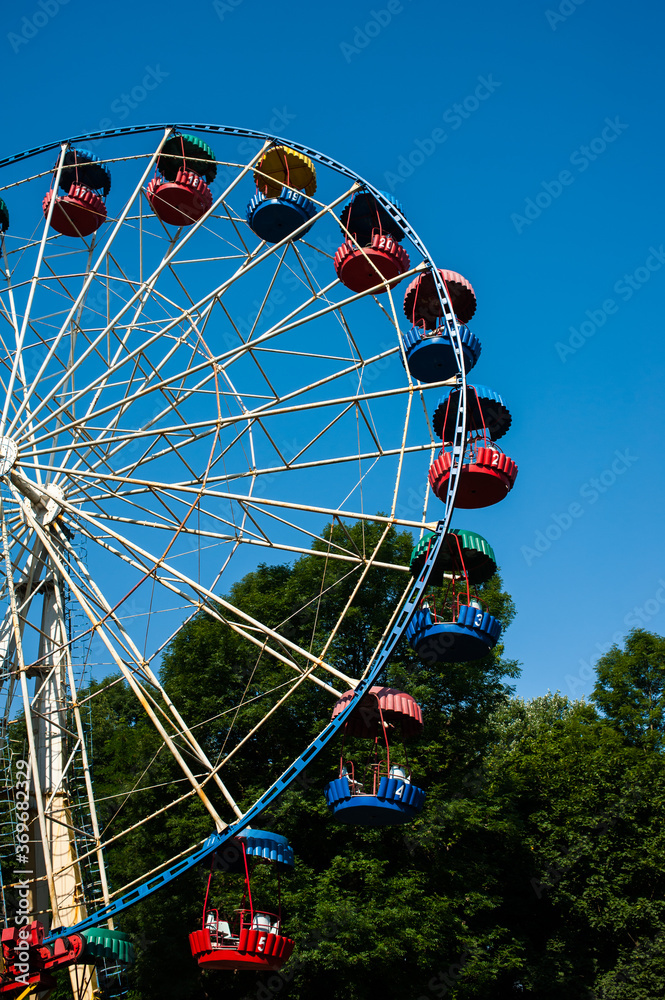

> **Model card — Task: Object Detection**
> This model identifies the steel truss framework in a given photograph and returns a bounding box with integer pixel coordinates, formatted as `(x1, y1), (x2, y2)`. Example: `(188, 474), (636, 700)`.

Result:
(0, 125), (469, 960)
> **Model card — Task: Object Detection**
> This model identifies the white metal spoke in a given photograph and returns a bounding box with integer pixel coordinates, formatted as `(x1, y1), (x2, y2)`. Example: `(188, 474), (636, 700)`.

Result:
(8, 141), (276, 440)
(7, 134), (173, 435)
(7, 483), (229, 832)
(55, 494), (357, 687)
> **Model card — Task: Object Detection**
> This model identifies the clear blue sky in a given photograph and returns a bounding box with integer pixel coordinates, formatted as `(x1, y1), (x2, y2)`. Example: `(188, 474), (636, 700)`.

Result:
(3, 0), (664, 701)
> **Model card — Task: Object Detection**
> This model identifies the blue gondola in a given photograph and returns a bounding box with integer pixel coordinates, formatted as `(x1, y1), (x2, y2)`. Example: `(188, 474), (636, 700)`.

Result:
(407, 524), (502, 664)
(246, 189), (317, 243)
(324, 687), (426, 826)
(57, 148), (112, 197)
(406, 600), (501, 664)
(432, 383), (512, 442)
(247, 146), (318, 244)
(401, 321), (481, 383)
(325, 770), (426, 826)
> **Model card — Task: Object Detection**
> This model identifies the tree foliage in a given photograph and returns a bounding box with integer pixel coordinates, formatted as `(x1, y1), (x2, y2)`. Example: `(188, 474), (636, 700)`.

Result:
(49, 528), (665, 999)
(592, 628), (665, 748)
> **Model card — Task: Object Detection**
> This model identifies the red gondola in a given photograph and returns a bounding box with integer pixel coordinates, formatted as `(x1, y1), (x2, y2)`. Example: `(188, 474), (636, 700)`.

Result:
(429, 444), (518, 509)
(43, 148), (111, 238)
(403, 268), (476, 328)
(147, 133), (216, 227)
(334, 233), (410, 294)
(147, 167), (213, 226)
(429, 384), (518, 509)
(189, 829), (295, 973)
(334, 189), (409, 293)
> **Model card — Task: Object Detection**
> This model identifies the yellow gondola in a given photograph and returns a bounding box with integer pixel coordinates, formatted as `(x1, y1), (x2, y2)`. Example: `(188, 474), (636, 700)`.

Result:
(253, 146), (317, 197)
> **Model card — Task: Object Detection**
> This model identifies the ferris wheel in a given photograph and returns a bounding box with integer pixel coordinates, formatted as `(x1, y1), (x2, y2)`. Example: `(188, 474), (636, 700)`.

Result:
(0, 124), (477, 998)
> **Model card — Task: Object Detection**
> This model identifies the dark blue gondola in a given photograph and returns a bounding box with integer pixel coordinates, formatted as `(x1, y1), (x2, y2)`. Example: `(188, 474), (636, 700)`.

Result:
(334, 190), (410, 293)
(325, 770), (426, 826)
(432, 383), (512, 441)
(339, 189), (405, 244)
(246, 188), (317, 243)
(247, 145), (318, 244)
(324, 687), (426, 826)
(406, 527), (502, 664)
(406, 600), (501, 664)
(401, 321), (481, 383)
(58, 148), (112, 197)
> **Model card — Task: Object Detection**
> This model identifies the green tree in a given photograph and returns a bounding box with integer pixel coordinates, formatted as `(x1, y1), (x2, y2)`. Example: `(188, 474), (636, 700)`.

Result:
(478, 689), (665, 997)
(592, 629), (665, 748)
